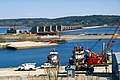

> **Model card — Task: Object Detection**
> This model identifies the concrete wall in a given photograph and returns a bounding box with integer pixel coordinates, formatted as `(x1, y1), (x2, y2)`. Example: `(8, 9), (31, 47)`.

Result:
(112, 54), (119, 80)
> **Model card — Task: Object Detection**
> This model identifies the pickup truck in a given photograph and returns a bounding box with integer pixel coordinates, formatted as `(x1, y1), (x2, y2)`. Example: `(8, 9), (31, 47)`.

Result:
(17, 63), (36, 71)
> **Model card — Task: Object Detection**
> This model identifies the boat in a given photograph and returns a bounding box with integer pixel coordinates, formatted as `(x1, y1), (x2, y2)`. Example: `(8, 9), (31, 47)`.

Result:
(41, 48), (60, 68)
(69, 45), (85, 65)
(66, 45), (94, 73)
(47, 48), (60, 66)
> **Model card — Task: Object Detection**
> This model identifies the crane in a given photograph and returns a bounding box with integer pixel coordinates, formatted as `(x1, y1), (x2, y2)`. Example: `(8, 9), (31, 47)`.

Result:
(87, 23), (120, 64)
(100, 23), (120, 55)
(65, 24), (120, 73)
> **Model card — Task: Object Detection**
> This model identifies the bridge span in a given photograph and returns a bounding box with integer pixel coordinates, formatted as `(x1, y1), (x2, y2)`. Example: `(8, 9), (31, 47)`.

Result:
(84, 26), (106, 29)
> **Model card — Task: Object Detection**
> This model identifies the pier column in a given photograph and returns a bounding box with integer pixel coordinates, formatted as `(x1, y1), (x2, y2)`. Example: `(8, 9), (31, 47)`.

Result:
(61, 25), (63, 31)
(50, 25), (52, 32)
(44, 26), (46, 32)
(37, 26), (39, 33)
(56, 25), (58, 32)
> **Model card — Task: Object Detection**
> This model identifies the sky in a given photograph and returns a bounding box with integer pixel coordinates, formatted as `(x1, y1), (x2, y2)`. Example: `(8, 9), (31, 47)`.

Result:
(0, 0), (120, 19)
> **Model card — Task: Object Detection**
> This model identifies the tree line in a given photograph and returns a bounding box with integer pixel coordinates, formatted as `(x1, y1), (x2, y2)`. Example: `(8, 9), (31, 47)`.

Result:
(0, 15), (120, 27)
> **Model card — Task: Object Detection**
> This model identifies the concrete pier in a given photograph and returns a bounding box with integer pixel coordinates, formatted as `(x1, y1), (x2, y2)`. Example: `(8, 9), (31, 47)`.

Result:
(0, 65), (112, 80)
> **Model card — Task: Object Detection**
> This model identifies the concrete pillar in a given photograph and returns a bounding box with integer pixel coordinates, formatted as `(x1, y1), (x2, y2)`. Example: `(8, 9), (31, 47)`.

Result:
(61, 25), (63, 31)
(50, 25), (52, 32)
(37, 26), (39, 33)
(44, 26), (46, 32)
(56, 25), (58, 32)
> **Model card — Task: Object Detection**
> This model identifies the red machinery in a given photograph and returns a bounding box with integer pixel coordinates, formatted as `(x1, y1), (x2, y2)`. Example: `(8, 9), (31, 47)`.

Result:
(87, 49), (106, 64)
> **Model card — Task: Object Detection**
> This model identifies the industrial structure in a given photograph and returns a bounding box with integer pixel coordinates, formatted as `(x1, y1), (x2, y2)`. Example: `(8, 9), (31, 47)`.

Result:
(7, 28), (30, 34)
(112, 52), (120, 80)
(65, 23), (120, 74)
(30, 25), (61, 33)
(30, 25), (83, 35)
(7, 28), (16, 34)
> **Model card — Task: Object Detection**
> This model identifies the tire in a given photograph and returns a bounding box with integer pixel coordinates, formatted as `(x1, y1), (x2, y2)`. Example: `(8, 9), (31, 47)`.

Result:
(65, 66), (67, 71)
(21, 69), (25, 71)
(29, 68), (33, 71)
(90, 67), (94, 73)
(87, 67), (94, 74)
(17, 68), (21, 71)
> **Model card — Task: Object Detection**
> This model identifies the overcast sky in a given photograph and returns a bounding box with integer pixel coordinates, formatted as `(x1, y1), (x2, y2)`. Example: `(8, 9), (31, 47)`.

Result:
(0, 0), (120, 19)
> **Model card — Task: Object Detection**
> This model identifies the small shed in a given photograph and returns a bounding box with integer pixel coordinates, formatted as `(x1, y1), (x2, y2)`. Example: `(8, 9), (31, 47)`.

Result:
(67, 68), (75, 78)
(112, 52), (120, 80)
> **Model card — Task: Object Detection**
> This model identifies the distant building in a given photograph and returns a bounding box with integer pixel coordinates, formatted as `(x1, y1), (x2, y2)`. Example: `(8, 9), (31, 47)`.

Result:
(112, 52), (120, 80)
(7, 28), (17, 34)
(7, 28), (30, 34)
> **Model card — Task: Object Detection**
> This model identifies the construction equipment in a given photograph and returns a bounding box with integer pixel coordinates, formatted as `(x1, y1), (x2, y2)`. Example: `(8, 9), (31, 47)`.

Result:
(65, 24), (120, 73)
(87, 24), (120, 65)
(102, 24), (120, 54)
(86, 49), (106, 64)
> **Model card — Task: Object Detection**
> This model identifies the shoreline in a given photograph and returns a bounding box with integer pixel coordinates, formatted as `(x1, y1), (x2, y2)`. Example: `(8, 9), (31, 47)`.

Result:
(0, 34), (120, 49)
(0, 41), (58, 50)
(0, 26), (30, 28)
(60, 34), (120, 40)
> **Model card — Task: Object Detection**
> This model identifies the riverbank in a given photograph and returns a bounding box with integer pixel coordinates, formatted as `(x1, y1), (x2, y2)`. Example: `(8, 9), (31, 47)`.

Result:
(60, 35), (120, 40)
(0, 41), (58, 49)
(0, 34), (119, 49)
(1, 34), (119, 42)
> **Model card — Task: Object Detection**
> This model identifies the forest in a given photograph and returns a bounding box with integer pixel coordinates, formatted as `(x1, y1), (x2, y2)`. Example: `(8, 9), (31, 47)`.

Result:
(0, 15), (120, 27)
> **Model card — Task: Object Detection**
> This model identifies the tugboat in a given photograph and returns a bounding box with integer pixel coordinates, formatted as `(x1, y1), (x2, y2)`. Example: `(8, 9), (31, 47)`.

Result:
(69, 45), (85, 65)
(65, 45), (94, 73)
(47, 48), (60, 66)
(41, 48), (60, 68)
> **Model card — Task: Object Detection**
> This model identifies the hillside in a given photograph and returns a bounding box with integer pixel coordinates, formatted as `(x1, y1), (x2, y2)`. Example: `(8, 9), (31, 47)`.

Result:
(0, 15), (120, 27)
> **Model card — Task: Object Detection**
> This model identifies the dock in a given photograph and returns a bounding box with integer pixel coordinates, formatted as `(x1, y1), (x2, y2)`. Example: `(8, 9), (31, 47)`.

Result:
(0, 65), (112, 80)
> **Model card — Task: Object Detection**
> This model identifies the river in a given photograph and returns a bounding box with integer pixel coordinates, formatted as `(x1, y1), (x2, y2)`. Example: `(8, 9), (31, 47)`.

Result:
(0, 26), (120, 68)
